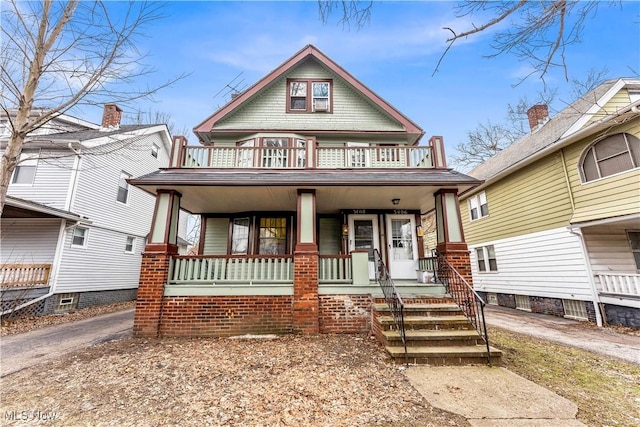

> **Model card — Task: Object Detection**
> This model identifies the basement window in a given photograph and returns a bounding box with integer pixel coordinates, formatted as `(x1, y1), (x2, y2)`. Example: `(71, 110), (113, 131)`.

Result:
(487, 293), (498, 305)
(515, 295), (531, 311)
(55, 293), (78, 313)
(563, 299), (588, 321)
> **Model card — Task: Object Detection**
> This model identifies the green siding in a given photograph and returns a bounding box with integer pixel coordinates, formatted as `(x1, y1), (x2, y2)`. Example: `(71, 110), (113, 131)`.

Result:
(202, 217), (229, 255)
(214, 58), (404, 133)
(462, 154), (574, 244)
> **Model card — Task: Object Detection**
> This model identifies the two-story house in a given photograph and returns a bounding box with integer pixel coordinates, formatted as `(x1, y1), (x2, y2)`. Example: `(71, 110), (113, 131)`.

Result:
(129, 44), (496, 357)
(461, 78), (640, 329)
(1, 104), (173, 317)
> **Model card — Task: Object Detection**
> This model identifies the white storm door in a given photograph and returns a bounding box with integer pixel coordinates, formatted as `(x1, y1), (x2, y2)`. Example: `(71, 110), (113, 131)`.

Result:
(386, 214), (418, 279)
(348, 214), (380, 279)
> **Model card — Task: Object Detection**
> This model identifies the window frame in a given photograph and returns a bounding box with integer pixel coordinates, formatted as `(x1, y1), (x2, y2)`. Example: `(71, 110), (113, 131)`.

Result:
(117, 171), (132, 204)
(151, 143), (160, 159)
(579, 132), (640, 183)
(286, 79), (332, 113)
(468, 191), (489, 221)
(71, 227), (89, 248)
(125, 236), (135, 254)
(257, 216), (289, 255)
(475, 245), (498, 273)
(11, 152), (38, 185)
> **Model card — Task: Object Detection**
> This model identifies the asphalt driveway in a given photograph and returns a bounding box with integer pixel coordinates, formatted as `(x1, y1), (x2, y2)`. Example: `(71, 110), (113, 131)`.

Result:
(0, 308), (133, 377)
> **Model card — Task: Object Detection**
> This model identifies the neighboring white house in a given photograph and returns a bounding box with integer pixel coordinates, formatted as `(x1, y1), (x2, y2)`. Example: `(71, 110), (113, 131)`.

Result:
(1, 104), (173, 316)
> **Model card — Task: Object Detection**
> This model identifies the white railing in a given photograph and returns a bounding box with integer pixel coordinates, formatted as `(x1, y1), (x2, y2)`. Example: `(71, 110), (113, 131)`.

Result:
(319, 255), (352, 283)
(0, 263), (51, 288)
(596, 273), (640, 297)
(170, 256), (294, 284)
(175, 145), (433, 169)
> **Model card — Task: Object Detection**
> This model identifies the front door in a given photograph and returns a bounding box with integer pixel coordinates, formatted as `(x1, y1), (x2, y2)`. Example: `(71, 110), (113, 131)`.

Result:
(386, 214), (418, 279)
(348, 214), (380, 279)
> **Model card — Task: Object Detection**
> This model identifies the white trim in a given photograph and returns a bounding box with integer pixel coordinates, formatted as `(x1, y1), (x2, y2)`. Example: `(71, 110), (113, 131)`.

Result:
(49, 220), (68, 293)
(65, 153), (82, 211)
(569, 213), (640, 229)
(567, 227), (603, 327)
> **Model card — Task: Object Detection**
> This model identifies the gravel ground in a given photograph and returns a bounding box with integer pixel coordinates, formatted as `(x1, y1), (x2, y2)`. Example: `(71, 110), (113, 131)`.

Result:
(0, 334), (468, 426)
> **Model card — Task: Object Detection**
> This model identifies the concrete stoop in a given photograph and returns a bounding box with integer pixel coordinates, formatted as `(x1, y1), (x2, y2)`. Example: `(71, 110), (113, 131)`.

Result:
(373, 300), (502, 365)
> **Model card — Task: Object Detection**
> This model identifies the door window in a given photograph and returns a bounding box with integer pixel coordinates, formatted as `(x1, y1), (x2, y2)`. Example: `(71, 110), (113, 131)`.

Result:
(390, 219), (414, 260)
(353, 219), (374, 260)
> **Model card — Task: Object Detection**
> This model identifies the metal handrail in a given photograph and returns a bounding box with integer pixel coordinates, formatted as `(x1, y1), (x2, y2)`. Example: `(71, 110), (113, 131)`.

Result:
(435, 251), (492, 365)
(374, 249), (407, 364)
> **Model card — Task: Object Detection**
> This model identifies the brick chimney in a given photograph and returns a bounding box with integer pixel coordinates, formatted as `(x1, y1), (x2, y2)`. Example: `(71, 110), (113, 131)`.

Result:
(527, 104), (549, 132)
(101, 103), (122, 129)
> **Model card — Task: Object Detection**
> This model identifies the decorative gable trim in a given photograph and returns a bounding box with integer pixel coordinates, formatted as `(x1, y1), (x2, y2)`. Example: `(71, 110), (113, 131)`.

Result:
(193, 45), (423, 141)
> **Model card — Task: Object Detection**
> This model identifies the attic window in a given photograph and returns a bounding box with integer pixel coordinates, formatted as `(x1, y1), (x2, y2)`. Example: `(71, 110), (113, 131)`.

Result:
(580, 133), (640, 182)
(287, 79), (331, 113)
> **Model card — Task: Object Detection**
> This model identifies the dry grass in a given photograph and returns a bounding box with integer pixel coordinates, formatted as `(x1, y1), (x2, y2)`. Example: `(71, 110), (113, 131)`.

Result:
(490, 326), (640, 427)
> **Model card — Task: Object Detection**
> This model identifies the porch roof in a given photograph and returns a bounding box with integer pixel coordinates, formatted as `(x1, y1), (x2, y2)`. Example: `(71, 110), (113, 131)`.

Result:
(129, 169), (481, 214)
(3, 195), (88, 221)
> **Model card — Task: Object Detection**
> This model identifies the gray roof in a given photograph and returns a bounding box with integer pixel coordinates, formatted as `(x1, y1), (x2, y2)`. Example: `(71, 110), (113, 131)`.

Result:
(34, 124), (162, 142)
(130, 168), (481, 187)
(469, 79), (622, 181)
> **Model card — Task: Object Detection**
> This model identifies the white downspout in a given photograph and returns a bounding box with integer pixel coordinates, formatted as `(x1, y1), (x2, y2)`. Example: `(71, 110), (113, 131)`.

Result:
(569, 226), (603, 327)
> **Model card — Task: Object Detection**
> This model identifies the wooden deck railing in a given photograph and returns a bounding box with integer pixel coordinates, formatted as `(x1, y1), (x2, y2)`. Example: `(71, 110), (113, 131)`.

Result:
(596, 273), (640, 297)
(175, 145), (434, 169)
(0, 263), (51, 288)
(319, 255), (352, 283)
(169, 256), (294, 284)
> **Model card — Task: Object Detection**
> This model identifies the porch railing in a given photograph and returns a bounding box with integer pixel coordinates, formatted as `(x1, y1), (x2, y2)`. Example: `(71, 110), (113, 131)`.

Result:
(374, 249), (407, 364)
(319, 255), (352, 283)
(596, 273), (640, 297)
(435, 251), (492, 365)
(169, 256), (293, 284)
(0, 263), (51, 288)
(176, 145), (434, 169)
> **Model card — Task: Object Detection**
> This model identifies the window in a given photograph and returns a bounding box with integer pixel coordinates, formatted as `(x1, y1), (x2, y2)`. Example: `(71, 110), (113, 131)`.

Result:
(468, 191), (488, 220)
(71, 227), (88, 247)
(475, 245), (497, 272)
(236, 139), (255, 168)
(117, 172), (131, 203)
(125, 236), (135, 253)
(487, 293), (498, 305)
(287, 79), (331, 113)
(628, 231), (640, 270)
(515, 295), (531, 311)
(11, 152), (38, 185)
(563, 299), (588, 321)
(258, 217), (288, 254)
(231, 218), (250, 255)
(55, 293), (78, 313)
(151, 143), (159, 159)
(580, 133), (640, 182)
(262, 138), (289, 168)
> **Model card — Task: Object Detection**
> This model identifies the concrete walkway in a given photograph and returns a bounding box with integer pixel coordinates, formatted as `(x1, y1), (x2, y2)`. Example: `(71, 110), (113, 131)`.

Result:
(0, 309), (133, 377)
(485, 305), (640, 365)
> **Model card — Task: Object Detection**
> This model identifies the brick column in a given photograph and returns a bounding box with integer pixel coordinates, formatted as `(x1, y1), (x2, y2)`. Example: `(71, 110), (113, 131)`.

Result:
(293, 251), (319, 333)
(133, 247), (175, 337)
(293, 189), (319, 333)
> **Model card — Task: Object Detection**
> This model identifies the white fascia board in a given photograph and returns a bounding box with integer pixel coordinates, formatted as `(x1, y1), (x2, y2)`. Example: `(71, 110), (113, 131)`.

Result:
(569, 212), (640, 230)
(80, 125), (168, 148)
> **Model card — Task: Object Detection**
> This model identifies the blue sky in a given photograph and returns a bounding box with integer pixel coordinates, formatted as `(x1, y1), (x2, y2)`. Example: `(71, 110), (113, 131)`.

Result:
(87, 1), (640, 168)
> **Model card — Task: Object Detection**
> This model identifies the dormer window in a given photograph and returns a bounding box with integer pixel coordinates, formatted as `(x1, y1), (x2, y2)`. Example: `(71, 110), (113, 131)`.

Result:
(287, 79), (331, 113)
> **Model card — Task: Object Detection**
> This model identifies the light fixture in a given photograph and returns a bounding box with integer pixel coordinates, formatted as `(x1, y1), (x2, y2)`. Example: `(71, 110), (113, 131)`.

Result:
(392, 198), (400, 205)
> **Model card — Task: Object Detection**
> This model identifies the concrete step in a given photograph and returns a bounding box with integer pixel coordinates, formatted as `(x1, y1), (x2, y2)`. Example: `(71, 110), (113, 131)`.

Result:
(382, 329), (484, 346)
(373, 303), (463, 316)
(385, 345), (503, 366)
(377, 315), (473, 330)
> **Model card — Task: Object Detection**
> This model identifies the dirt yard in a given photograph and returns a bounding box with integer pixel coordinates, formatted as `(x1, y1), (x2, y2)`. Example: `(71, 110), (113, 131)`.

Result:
(0, 334), (467, 426)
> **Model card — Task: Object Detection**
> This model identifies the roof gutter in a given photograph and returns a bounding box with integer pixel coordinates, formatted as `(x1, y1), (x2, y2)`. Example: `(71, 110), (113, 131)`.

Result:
(462, 100), (640, 197)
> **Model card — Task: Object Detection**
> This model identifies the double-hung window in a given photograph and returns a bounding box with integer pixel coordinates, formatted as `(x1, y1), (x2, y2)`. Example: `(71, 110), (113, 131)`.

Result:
(151, 143), (159, 159)
(231, 218), (250, 255)
(125, 236), (135, 254)
(475, 245), (498, 272)
(287, 79), (331, 113)
(72, 227), (88, 248)
(258, 217), (288, 255)
(11, 152), (38, 185)
(469, 191), (489, 220)
(117, 172), (131, 204)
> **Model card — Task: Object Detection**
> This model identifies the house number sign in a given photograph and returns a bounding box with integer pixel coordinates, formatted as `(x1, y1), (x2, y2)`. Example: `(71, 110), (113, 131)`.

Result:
(393, 209), (408, 214)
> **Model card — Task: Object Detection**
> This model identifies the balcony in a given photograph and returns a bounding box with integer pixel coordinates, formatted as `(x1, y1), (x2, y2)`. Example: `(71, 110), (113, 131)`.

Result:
(170, 141), (439, 170)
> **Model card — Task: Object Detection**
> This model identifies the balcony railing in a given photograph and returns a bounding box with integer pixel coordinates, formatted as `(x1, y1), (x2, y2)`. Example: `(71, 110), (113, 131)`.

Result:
(596, 272), (640, 297)
(174, 144), (434, 169)
(0, 263), (51, 288)
(169, 256), (294, 284)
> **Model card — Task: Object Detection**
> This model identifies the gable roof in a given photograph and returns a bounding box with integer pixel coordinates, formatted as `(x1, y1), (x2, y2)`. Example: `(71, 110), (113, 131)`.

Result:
(193, 45), (423, 142)
(468, 78), (640, 188)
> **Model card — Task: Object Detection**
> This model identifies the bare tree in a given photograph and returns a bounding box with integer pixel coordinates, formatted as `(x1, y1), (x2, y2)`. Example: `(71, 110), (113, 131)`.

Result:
(452, 69), (609, 171)
(0, 1), (184, 215)
(123, 110), (190, 137)
(318, 1), (623, 83)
